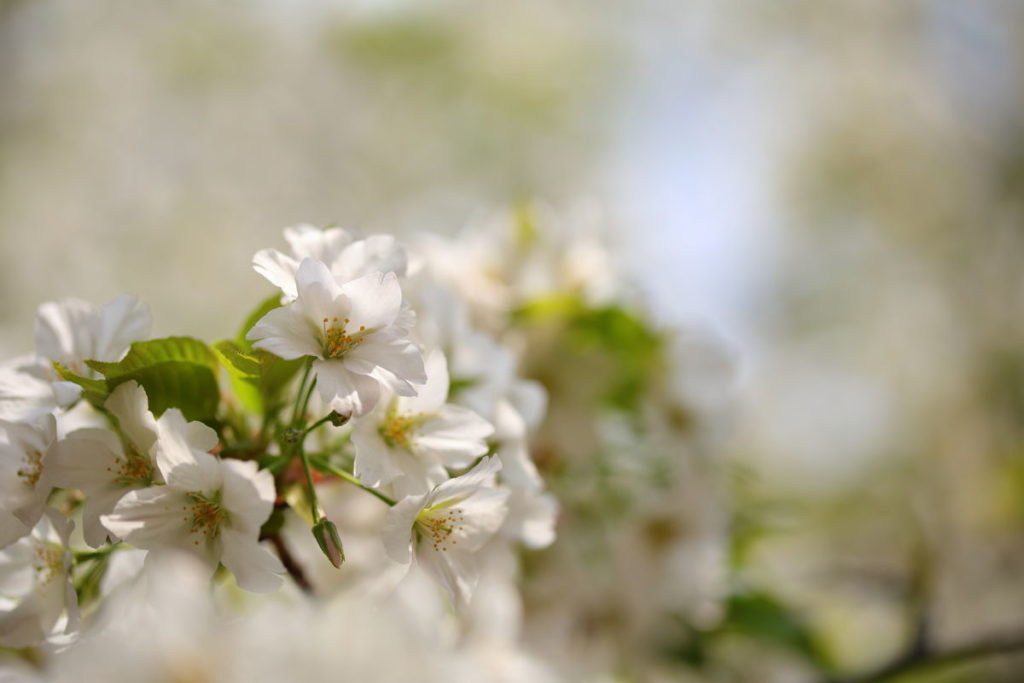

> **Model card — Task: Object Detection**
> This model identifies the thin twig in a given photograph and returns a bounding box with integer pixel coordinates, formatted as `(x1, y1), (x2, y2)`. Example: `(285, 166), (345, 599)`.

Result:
(310, 456), (396, 506)
(267, 533), (314, 595)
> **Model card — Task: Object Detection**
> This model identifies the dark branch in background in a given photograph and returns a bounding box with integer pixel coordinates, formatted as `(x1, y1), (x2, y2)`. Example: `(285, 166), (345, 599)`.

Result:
(826, 633), (1024, 683)
(267, 533), (313, 595)
(822, 532), (1024, 683)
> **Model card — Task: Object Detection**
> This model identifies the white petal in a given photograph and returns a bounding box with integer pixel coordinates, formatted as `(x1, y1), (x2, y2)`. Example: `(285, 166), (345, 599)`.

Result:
(92, 295), (151, 363)
(428, 456), (503, 505)
(294, 257), (345, 301)
(0, 510), (33, 549)
(506, 489), (558, 549)
(315, 360), (381, 417)
(0, 358), (56, 423)
(508, 380), (547, 432)
(153, 409), (221, 494)
(398, 349), (449, 415)
(284, 224), (353, 262)
(101, 487), (191, 549)
(416, 542), (475, 606)
(103, 381), (158, 453)
(247, 306), (321, 360)
(34, 299), (95, 364)
(294, 261), (349, 331)
(219, 527), (283, 593)
(184, 421), (219, 454)
(351, 418), (404, 487)
(450, 330), (516, 417)
(495, 438), (542, 491)
(252, 248), (300, 299)
(347, 333), (426, 388)
(0, 535), (35, 595)
(413, 405), (492, 468)
(51, 381), (82, 408)
(333, 234), (407, 280)
(492, 400), (542, 490)
(441, 486), (510, 554)
(80, 486), (129, 548)
(381, 494), (426, 564)
(219, 459), (275, 534)
(44, 428), (122, 493)
(0, 568), (68, 648)
(143, 545), (220, 584)
(340, 271), (402, 332)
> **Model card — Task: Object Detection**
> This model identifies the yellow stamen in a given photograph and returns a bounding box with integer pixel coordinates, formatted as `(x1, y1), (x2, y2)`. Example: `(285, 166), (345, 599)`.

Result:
(416, 506), (466, 553)
(17, 449), (44, 487)
(182, 492), (227, 545)
(104, 447), (155, 487)
(320, 318), (368, 359)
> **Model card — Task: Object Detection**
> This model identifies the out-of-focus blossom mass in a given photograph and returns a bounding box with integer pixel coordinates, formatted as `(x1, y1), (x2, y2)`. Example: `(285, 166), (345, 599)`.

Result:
(1, 1), (1023, 682)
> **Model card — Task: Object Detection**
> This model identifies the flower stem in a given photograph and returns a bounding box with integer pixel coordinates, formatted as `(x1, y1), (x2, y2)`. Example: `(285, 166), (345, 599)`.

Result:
(290, 361), (312, 426)
(286, 362), (327, 521)
(73, 543), (123, 564)
(296, 440), (322, 524)
(303, 413), (334, 437)
(310, 456), (396, 507)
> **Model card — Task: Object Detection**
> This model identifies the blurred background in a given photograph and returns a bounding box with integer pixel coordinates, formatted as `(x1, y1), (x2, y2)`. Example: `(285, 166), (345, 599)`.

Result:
(2, 0), (1023, 680)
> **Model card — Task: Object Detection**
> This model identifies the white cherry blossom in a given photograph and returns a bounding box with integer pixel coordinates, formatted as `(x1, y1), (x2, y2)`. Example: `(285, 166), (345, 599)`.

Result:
(247, 258), (426, 417)
(254, 223), (407, 300)
(382, 457), (509, 604)
(0, 416), (57, 549)
(0, 510), (77, 649)
(101, 408), (284, 593)
(46, 381), (160, 548)
(351, 349), (492, 494)
(0, 295), (150, 422)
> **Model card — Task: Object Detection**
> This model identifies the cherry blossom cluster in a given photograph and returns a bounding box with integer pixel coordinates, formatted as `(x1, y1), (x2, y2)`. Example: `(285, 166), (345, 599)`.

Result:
(0, 223), (554, 652)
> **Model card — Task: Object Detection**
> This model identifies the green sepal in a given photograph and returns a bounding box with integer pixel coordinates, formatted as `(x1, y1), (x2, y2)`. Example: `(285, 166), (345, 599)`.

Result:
(52, 362), (108, 408)
(312, 518), (345, 568)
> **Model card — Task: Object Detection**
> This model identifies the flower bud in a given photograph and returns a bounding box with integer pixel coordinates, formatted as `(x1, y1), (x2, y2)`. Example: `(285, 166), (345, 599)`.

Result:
(327, 411), (351, 427)
(312, 518), (345, 568)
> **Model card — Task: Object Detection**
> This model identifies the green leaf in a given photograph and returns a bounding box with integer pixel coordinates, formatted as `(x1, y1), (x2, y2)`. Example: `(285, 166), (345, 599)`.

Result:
(259, 352), (304, 406)
(86, 337), (220, 422)
(52, 362), (109, 408)
(721, 592), (831, 669)
(514, 296), (663, 415)
(213, 340), (264, 414)
(570, 305), (662, 413)
(213, 340), (303, 416)
(222, 294), (304, 418)
(511, 293), (584, 323)
(213, 341), (261, 379)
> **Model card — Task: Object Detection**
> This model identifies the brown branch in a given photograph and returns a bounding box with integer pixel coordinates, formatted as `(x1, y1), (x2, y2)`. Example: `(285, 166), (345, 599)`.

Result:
(824, 633), (1024, 683)
(267, 533), (314, 595)
(822, 534), (1024, 683)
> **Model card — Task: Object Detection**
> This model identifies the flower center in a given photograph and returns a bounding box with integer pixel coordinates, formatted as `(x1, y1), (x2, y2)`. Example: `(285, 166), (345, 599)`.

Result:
(379, 406), (419, 450)
(32, 542), (63, 585)
(183, 492), (226, 545)
(416, 505), (466, 553)
(106, 447), (155, 487)
(320, 317), (367, 359)
(17, 449), (44, 487)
